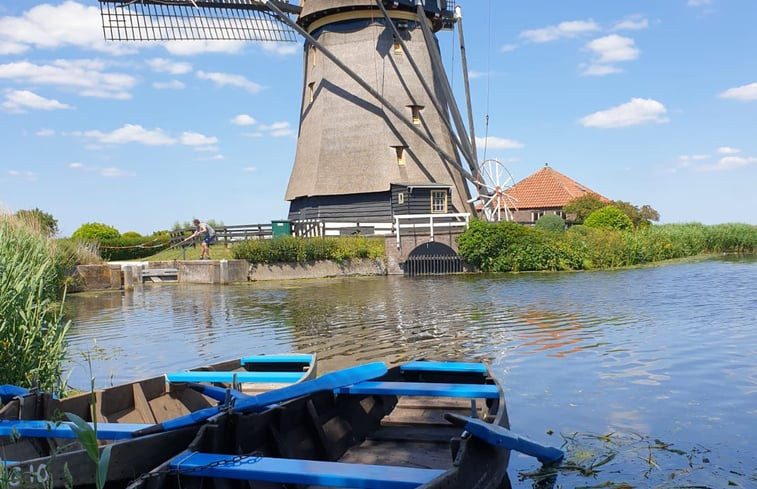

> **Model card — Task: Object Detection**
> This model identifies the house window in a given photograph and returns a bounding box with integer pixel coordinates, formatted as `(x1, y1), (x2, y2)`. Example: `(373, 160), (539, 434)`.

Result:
(308, 82), (315, 103)
(554, 210), (566, 219)
(398, 192), (405, 205)
(392, 146), (406, 166)
(431, 190), (447, 213)
(531, 211), (545, 222)
(409, 105), (423, 125)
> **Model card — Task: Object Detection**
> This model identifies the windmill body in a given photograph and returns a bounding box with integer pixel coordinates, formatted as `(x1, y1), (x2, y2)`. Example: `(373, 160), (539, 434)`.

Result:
(287, 1), (471, 229)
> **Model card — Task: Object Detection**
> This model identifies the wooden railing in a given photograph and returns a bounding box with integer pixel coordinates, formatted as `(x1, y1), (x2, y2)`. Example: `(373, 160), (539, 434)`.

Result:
(169, 224), (274, 248)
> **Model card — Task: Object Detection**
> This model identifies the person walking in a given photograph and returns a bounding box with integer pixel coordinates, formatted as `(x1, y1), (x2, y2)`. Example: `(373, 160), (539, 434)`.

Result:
(188, 219), (216, 260)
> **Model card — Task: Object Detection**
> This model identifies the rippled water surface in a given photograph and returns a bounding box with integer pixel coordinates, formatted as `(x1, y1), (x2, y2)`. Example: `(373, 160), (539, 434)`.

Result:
(64, 257), (757, 488)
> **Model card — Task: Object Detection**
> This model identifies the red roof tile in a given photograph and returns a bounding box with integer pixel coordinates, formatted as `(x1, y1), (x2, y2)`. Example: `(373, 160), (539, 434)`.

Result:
(506, 165), (608, 210)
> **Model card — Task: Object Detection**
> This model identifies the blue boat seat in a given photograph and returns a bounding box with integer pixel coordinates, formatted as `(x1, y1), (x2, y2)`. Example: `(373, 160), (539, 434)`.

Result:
(166, 371), (304, 384)
(0, 420), (151, 440)
(169, 451), (445, 489)
(400, 361), (487, 375)
(336, 381), (499, 399)
(241, 354), (313, 365)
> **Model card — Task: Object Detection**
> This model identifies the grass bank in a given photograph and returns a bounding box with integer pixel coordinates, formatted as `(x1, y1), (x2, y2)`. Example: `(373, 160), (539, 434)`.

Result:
(0, 215), (97, 394)
(458, 220), (757, 273)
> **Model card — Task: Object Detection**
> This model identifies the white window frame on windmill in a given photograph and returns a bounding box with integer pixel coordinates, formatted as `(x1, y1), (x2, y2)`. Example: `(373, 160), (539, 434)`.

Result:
(392, 145), (406, 166)
(431, 190), (448, 213)
(308, 82), (315, 103)
(408, 105), (424, 125)
(311, 45), (317, 67)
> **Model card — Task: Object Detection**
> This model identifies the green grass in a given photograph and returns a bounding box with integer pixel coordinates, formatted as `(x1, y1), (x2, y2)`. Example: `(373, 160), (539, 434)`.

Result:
(137, 243), (235, 261)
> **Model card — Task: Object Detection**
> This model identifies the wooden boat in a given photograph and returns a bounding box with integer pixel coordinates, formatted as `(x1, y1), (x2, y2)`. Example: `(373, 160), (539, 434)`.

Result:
(131, 360), (563, 489)
(0, 353), (317, 488)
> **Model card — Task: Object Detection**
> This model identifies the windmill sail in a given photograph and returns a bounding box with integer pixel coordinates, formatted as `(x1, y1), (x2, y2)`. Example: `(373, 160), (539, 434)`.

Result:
(99, 0), (299, 42)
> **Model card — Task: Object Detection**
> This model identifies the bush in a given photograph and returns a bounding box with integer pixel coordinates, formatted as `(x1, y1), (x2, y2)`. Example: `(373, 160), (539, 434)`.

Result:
(72, 222), (120, 242)
(584, 206), (633, 232)
(0, 216), (69, 394)
(232, 236), (385, 264)
(535, 214), (565, 232)
(99, 233), (171, 261)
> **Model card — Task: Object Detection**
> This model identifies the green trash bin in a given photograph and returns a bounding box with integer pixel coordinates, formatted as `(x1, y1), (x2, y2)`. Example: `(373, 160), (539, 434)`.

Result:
(271, 220), (292, 237)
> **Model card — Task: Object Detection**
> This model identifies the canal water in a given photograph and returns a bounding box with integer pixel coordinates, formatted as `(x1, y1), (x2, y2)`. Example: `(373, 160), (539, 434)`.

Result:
(64, 256), (756, 488)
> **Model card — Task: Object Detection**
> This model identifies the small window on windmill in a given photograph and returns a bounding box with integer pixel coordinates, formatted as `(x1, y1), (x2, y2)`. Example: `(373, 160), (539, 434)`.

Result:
(311, 45), (317, 67)
(398, 192), (405, 205)
(392, 146), (406, 166)
(409, 105), (423, 125)
(431, 190), (447, 213)
(308, 82), (315, 103)
(393, 41), (403, 54)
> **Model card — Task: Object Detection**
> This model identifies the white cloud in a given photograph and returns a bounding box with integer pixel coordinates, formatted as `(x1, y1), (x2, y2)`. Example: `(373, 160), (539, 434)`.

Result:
(152, 80), (185, 90)
(2, 90), (71, 112)
(7, 170), (39, 182)
(260, 42), (299, 56)
(701, 156), (757, 171)
(718, 146), (740, 155)
(582, 35), (639, 76)
(69, 162), (132, 177)
(581, 64), (623, 76)
(468, 71), (489, 80)
(500, 44), (517, 53)
(0, 60), (137, 99)
(0, 1), (129, 54)
(520, 20), (600, 43)
(197, 70), (264, 93)
(231, 114), (257, 126)
(146, 58), (192, 75)
(36, 128), (55, 137)
(475, 136), (524, 150)
(259, 121), (295, 138)
(719, 82), (757, 101)
(163, 40), (245, 56)
(579, 98), (669, 128)
(688, 0), (712, 6)
(612, 16), (649, 31)
(83, 124), (176, 146)
(242, 166), (257, 172)
(180, 131), (218, 146)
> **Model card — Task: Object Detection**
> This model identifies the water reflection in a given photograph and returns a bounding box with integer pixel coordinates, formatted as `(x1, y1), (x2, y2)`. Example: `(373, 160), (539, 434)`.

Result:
(63, 258), (757, 488)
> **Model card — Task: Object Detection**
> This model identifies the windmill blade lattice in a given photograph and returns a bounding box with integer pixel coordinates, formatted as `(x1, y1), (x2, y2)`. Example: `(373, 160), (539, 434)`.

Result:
(474, 159), (518, 222)
(99, 0), (299, 42)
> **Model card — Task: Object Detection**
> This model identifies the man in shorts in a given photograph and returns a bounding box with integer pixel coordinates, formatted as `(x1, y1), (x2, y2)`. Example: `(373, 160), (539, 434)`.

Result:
(189, 219), (216, 260)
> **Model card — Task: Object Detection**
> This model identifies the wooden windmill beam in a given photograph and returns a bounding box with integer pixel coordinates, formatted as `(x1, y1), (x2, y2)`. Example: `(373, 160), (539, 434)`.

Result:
(373, 1), (476, 169)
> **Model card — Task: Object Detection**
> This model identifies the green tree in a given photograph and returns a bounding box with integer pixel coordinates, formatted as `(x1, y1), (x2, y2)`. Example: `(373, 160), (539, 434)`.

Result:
(563, 194), (606, 224)
(72, 222), (120, 242)
(584, 206), (633, 231)
(15, 208), (58, 236)
(535, 214), (565, 232)
(640, 204), (660, 222)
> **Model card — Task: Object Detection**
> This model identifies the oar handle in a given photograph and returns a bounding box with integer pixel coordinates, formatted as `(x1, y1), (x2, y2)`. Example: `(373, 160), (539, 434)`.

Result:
(445, 413), (564, 465)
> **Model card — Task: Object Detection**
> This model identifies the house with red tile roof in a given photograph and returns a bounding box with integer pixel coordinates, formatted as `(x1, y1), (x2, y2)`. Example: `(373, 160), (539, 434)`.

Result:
(505, 164), (609, 225)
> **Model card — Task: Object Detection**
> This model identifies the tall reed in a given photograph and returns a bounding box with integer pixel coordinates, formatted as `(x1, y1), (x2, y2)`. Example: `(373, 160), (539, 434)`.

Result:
(0, 216), (70, 394)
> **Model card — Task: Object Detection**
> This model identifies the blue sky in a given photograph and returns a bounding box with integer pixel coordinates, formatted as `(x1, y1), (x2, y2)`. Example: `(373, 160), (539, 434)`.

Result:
(1, 0), (755, 236)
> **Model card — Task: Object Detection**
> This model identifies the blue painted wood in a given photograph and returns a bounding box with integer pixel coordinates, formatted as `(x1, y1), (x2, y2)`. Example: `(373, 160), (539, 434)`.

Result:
(241, 354), (313, 364)
(400, 361), (487, 374)
(167, 371), (304, 384)
(169, 451), (444, 489)
(0, 420), (152, 440)
(185, 383), (245, 403)
(444, 413), (564, 465)
(337, 381), (499, 399)
(134, 362), (387, 436)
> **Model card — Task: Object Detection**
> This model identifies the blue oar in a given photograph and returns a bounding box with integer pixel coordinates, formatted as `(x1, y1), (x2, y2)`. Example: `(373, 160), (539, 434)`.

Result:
(444, 413), (564, 465)
(133, 362), (387, 437)
(185, 383), (246, 403)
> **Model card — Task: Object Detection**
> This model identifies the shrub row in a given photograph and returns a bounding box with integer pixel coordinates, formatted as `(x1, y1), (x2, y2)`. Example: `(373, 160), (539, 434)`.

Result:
(458, 220), (757, 273)
(231, 236), (385, 264)
(99, 233), (172, 261)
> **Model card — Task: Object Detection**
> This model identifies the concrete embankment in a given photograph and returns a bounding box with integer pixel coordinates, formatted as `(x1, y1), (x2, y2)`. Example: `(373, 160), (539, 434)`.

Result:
(71, 258), (389, 291)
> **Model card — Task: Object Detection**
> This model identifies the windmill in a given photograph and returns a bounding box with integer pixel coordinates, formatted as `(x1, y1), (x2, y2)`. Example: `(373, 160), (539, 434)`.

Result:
(98, 0), (510, 233)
